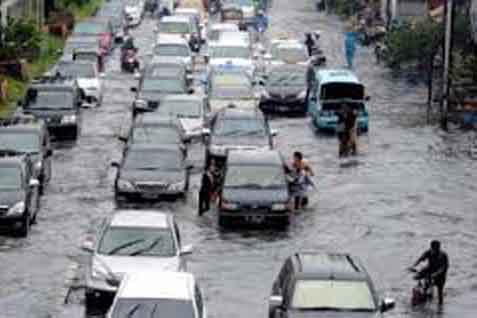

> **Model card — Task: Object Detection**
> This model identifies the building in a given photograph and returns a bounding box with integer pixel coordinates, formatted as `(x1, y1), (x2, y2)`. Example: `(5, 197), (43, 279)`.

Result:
(381, 0), (429, 22)
(0, 0), (46, 26)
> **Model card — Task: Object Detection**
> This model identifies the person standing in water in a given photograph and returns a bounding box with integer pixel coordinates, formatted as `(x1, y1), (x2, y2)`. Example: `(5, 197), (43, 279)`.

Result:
(344, 19), (358, 69)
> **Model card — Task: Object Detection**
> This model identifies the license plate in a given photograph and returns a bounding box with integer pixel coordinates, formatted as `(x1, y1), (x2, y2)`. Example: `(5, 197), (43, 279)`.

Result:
(245, 215), (265, 224)
(143, 193), (159, 199)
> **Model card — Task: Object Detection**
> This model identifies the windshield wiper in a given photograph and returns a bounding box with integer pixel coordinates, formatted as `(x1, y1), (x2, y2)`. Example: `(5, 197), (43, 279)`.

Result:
(107, 239), (145, 255)
(129, 238), (163, 256)
(126, 303), (141, 318)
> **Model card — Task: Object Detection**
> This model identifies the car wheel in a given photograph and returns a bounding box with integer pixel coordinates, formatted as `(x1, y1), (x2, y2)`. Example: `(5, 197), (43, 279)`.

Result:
(276, 216), (290, 229)
(85, 292), (99, 316)
(31, 196), (40, 224)
(18, 211), (30, 237)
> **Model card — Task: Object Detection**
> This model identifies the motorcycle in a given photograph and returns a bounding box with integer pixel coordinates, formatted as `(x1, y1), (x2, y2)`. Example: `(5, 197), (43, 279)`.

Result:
(120, 48), (140, 73)
(409, 267), (433, 306)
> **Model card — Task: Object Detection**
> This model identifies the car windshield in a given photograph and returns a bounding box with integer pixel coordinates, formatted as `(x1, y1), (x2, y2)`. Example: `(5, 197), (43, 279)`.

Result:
(292, 280), (376, 311)
(320, 83), (364, 100)
(210, 46), (250, 59)
(268, 70), (306, 87)
(158, 21), (191, 34)
(132, 125), (180, 145)
(225, 0), (253, 6)
(158, 100), (201, 118)
(272, 46), (308, 63)
(98, 226), (176, 257)
(125, 149), (182, 171)
(214, 117), (265, 136)
(226, 165), (284, 188)
(27, 91), (74, 110)
(154, 44), (189, 57)
(321, 102), (365, 112)
(0, 132), (40, 154)
(112, 299), (194, 318)
(74, 22), (106, 34)
(74, 52), (98, 62)
(0, 166), (22, 189)
(57, 63), (95, 78)
(211, 74), (253, 98)
(142, 78), (184, 93)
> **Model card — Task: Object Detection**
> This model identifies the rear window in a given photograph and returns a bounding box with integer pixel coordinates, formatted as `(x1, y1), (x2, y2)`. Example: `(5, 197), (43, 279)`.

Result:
(320, 83), (364, 100)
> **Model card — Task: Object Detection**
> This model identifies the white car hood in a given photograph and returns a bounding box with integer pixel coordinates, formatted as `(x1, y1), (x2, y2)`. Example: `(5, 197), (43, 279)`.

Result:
(178, 118), (204, 136)
(211, 58), (253, 68)
(209, 99), (257, 113)
(77, 78), (99, 89)
(94, 254), (183, 277)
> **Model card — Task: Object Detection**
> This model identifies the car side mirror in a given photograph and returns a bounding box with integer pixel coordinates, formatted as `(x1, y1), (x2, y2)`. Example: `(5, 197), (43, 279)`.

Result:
(271, 129), (278, 137)
(46, 149), (53, 157)
(130, 87), (137, 93)
(81, 235), (95, 252)
(269, 295), (284, 311)
(29, 179), (40, 187)
(111, 161), (120, 168)
(202, 128), (211, 136)
(106, 277), (121, 287)
(180, 244), (193, 255)
(380, 298), (395, 313)
(118, 135), (128, 142)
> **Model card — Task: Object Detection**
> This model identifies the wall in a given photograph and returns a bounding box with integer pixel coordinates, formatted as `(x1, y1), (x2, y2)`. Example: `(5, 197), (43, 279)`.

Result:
(0, 0), (45, 26)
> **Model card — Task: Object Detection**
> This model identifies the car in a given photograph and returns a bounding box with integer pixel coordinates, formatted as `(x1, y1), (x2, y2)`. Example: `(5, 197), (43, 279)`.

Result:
(217, 150), (291, 227)
(83, 210), (193, 313)
(18, 76), (84, 140)
(156, 15), (200, 50)
(62, 35), (100, 60)
(51, 60), (104, 106)
(268, 253), (395, 318)
(124, 117), (185, 147)
(106, 272), (205, 318)
(72, 19), (114, 54)
(206, 23), (239, 43)
(112, 144), (191, 202)
(207, 39), (254, 75)
(218, 30), (252, 47)
(175, 7), (204, 42)
(124, 0), (144, 27)
(259, 64), (314, 114)
(206, 68), (259, 112)
(267, 40), (309, 66)
(0, 153), (40, 237)
(0, 117), (53, 194)
(308, 69), (370, 133)
(153, 35), (194, 73)
(142, 94), (209, 142)
(131, 67), (194, 116)
(219, 1), (245, 29)
(224, 0), (256, 26)
(206, 106), (275, 161)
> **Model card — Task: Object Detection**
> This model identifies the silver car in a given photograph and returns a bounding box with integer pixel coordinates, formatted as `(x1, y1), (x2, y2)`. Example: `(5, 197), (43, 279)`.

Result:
(83, 210), (193, 314)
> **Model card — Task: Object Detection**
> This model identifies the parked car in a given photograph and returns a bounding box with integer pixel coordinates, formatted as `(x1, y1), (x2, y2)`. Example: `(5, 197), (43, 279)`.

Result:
(18, 76), (84, 140)
(83, 210), (193, 313)
(206, 106), (275, 161)
(0, 117), (52, 193)
(206, 68), (259, 112)
(218, 149), (291, 227)
(308, 69), (369, 133)
(207, 23), (239, 43)
(106, 272), (205, 318)
(63, 35), (100, 61)
(268, 253), (395, 318)
(220, 1), (245, 29)
(51, 60), (104, 107)
(207, 39), (254, 75)
(259, 64), (314, 114)
(97, 2), (126, 42)
(112, 144), (191, 202)
(0, 153), (40, 237)
(124, 117), (185, 147)
(156, 15), (201, 51)
(268, 40), (309, 66)
(175, 7), (204, 43)
(153, 35), (194, 73)
(72, 19), (114, 54)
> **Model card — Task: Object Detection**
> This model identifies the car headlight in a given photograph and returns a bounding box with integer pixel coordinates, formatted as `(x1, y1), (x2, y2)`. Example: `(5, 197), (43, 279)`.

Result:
(117, 179), (135, 192)
(297, 90), (307, 99)
(169, 180), (185, 191)
(61, 115), (77, 124)
(272, 203), (287, 211)
(8, 202), (25, 216)
(35, 161), (42, 171)
(134, 99), (147, 109)
(221, 201), (238, 210)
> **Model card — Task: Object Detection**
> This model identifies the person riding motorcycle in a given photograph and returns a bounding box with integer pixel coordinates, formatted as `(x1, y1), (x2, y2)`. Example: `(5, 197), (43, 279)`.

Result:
(254, 10), (269, 33)
(410, 240), (449, 305)
(121, 30), (140, 72)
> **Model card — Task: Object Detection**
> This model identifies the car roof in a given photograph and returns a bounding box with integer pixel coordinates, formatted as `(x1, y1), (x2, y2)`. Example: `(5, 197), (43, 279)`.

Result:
(110, 210), (172, 229)
(161, 94), (202, 102)
(219, 107), (261, 118)
(292, 253), (369, 281)
(210, 23), (239, 31)
(160, 15), (191, 23)
(118, 272), (195, 300)
(227, 150), (282, 166)
(317, 69), (361, 85)
(156, 34), (190, 45)
(149, 56), (187, 67)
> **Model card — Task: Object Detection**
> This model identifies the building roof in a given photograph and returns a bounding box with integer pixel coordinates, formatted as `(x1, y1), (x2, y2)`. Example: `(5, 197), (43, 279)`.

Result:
(110, 210), (172, 229)
(118, 272), (196, 300)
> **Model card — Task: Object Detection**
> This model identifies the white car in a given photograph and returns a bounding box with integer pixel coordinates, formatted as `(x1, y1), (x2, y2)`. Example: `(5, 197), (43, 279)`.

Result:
(53, 60), (103, 107)
(153, 35), (194, 72)
(207, 23), (239, 43)
(268, 40), (310, 66)
(124, 0), (144, 27)
(156, 15), (199, 43)
(107, 272), (207, 318)
(207, 39), (255, 75)
(83, 210), (193, 313)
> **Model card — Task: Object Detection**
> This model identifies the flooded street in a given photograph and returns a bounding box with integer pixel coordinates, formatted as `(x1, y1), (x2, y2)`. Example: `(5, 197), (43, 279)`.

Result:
(1, 0), (476, 317)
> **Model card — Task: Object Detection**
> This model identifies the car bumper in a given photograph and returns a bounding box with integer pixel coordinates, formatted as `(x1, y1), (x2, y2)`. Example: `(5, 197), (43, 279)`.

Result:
(219, 209), (291, 224)
(0, 213), (26, 227)
(47, 124), (79, 139)
(260, 98), (307, 113)
(116, 189), (186, 202)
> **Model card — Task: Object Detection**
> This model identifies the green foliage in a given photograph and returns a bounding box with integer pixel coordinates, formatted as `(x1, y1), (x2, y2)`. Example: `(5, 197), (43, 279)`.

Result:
(0, 19), (43, 60)
(329, 0), (361, 17)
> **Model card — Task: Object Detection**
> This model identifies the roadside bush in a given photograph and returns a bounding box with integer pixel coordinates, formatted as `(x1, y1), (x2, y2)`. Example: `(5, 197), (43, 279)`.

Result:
(0, 19), (43, 61)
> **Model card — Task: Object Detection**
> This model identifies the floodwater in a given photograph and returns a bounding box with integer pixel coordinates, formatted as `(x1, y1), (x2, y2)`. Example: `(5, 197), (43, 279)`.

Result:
(0, 0), (476, 317)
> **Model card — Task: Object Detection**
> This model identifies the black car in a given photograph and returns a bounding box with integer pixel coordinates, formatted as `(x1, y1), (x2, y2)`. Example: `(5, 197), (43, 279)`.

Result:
(18, 77), (84, 140)
(269, 253), (396, 318)
(259, 64), (314, 114)
(123, 117), (186, 148)
(112, 144), (192, 203)
(218, 150), (291, 227)
(0, 117), (53, 194)
(206, 106), (276, 162)
(0, 153), (40, 237)
(131, 67), (194, 116)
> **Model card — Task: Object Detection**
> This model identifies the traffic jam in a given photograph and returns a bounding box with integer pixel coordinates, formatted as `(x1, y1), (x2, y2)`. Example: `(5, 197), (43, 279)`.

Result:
(0, 0), (468, 317)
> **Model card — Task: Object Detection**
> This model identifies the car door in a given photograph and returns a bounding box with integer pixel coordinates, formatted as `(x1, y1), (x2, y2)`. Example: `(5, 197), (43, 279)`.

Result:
(42, 129), (53, 183)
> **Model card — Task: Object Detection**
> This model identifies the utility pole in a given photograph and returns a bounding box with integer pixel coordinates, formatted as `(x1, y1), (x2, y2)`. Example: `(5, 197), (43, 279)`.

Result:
(441, 0), (455, 131)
